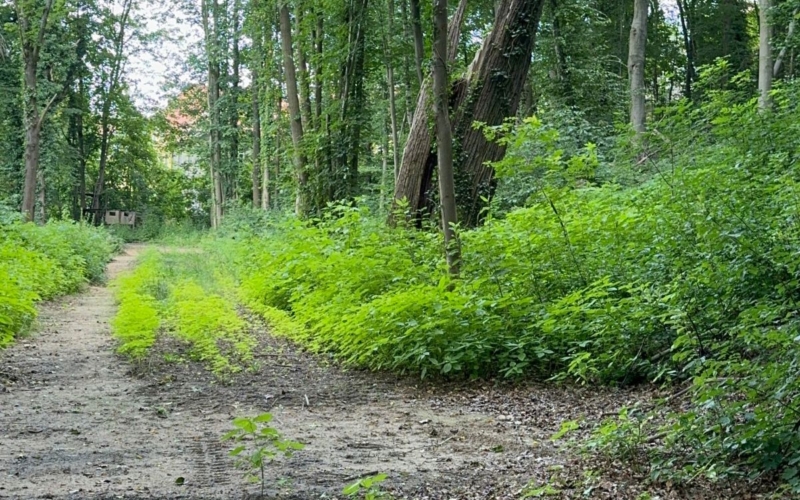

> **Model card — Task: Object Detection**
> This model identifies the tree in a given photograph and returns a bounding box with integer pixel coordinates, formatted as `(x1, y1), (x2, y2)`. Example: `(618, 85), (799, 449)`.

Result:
(394, 0), (547, 226)
(201, 0), (225, 227)
(279, 1), (308, 215)
(628, 0), (647, 136)
(432, 0), (459, 275)
(391, 0), (466, 224)
(15, 0), (58, 221)
(759, 0), (773, 110)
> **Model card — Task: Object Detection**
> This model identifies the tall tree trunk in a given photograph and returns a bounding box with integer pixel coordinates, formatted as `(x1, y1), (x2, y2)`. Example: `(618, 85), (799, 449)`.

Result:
(409, 0), (425, 85)
(759, 0), (773, 110)
(279, 2), (308, 215)
(394, 0), (546, 226)
(296, 3), (314, 131)
(252, 70), (262, 208)
(774, 9), (797, 77)
(17, 0), (56, 222)
(675, 0), (695, 99)
(333, 0), (369, 199)
(388, 0), (465, 222)
(203, 0), (224, 227)
(385, 0), (400, 179)
(400, 0), (415, 126)
(628, 0), (647, 136)
(314, 13), (323, 125)
(432, 0), (459, 275)
(21, 56), (42, 222)
(228, 0), (241, 200)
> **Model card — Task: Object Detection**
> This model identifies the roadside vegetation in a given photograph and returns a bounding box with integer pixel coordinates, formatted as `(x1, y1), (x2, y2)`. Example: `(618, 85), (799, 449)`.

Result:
(0, 208), (117, 347)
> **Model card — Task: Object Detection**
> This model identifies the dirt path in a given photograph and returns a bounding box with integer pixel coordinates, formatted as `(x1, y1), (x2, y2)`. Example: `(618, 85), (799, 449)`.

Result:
(1, 246), (679, 500)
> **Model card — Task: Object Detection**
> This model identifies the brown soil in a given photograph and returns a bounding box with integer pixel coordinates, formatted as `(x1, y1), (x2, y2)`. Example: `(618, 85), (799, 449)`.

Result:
(0, 246), (776, 500)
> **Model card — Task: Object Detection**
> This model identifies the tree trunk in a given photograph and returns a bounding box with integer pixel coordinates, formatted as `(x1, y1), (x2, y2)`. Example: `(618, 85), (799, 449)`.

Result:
(628, 0), (647, 135)
(314, 13), (323, 125)
(17, 0), (56, 222)
(91, 0), (132, 224)
(393, 0), (544, 227)
(202, 0), (224, 227)
(332, 0), (369, 200)
(400, 0), (415, 126)
(409, 0), (425, 85)
(432, 0), (459, 275)
(391, 0), (467, 223)
(296, 3), (314, 131)
(759, 0), (773, 110)
(675, 0), (695, 99)
(279, 1), (308, 215)
(385, 0), (400, 179)
(774, 9), (797, 77)
(252, 69), (262, 208)
(228, 0), (242, 201)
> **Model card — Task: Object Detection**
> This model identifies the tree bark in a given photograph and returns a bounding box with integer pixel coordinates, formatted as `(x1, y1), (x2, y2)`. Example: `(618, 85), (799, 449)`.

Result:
(202, 0), (224, 227)
(16, 0), (56, 222)
(409, 0), (425, 85)
(432, 0), (459, 275)
(252, 69), (262, 208)
(759, 0), (773, 110)
(296, 3), (314, 131)
(228, 0), (242, 200)
(385, 0), (400, 179)
(279, 1), (308, 215)
(774, 10), (797, 77)
(391, 0), (467, 223)
(393, 0), (545, 227)
(400, 0), (415, 126)
(628, 0), (647, 135)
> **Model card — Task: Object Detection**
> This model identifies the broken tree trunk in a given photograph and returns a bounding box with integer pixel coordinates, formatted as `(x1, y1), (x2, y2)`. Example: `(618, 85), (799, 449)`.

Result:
(390, 0), (466, 223)
(393, 0), (546, 227)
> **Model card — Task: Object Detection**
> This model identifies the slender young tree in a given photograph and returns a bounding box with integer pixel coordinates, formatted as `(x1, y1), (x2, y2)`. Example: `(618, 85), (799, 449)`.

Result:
(432, 0), (459, 275)
(409, 0), (425, 85)
(385, 0), (400, 179)
(201, 0), (224, 227)
(628, 0), (647, 136)
(759, 0), (773, 110)
(774, 9), (797, 77)
(279, 1), (308, 215)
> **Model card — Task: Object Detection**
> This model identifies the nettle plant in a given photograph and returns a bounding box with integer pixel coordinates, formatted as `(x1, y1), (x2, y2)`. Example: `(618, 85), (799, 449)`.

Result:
(223, 413), (304, 497)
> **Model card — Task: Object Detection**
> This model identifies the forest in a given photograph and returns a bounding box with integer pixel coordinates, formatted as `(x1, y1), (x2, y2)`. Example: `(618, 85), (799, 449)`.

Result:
(3, 0), (800, 498)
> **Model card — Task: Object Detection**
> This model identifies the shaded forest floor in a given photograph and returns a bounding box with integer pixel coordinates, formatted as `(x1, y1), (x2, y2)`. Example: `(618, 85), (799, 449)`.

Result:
(0, 246), (777, 499)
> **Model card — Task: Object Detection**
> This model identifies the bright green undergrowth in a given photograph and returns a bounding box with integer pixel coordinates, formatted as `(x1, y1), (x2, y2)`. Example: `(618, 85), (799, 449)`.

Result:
(227, 77), (800, 489)
(0, 216), (117, 347)
(111, 248), (255, 375)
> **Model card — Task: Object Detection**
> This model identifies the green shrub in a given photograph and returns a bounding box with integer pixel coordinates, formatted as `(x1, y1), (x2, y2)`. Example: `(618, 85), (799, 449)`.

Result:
(229, 77), (800, 490)
(0, 219), (117, 347)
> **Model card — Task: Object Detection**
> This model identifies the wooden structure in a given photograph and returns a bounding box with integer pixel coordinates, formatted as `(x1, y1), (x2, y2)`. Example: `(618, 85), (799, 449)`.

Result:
(103, 210), (137, 226)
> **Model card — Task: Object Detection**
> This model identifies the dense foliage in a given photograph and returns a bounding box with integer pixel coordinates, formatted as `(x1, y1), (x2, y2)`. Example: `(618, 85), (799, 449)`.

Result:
(0, 210), (117, 346)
